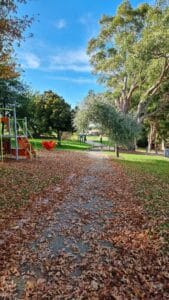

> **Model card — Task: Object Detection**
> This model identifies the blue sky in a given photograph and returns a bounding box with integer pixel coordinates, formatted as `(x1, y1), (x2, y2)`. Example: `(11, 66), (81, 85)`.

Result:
(16, 0), (151, 107)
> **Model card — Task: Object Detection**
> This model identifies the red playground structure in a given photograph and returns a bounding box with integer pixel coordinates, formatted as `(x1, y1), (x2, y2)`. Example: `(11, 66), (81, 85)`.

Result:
(0, 104), (36, 161)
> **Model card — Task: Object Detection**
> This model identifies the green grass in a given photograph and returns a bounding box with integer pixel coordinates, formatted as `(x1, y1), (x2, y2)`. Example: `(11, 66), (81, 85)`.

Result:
(110, 153), (169, 246)
(58, 140), (91, 151)
(30, 138), (91, 151)
(116, 153), (169, 181)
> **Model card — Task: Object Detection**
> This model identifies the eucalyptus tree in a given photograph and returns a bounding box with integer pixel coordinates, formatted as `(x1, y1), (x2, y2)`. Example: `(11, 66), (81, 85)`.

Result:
(74, 91), (140, 157)
(87, 0), (169, 123)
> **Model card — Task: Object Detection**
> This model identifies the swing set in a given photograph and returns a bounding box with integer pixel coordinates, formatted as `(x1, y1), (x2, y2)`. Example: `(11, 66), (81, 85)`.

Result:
(0, 104), (36, 161)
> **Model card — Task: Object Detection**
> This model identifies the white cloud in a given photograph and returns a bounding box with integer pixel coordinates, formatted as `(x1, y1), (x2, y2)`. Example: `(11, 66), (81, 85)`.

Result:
(79, 13), (93, 26)
(50, 49), (91, 73)
(54, 19), (67, 29)
(48, 76), (95, 84)
(20, 52), (40, 69)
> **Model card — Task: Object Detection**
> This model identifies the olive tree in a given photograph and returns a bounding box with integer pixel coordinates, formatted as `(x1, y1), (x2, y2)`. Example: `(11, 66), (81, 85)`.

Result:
(74, 92), (140, 157)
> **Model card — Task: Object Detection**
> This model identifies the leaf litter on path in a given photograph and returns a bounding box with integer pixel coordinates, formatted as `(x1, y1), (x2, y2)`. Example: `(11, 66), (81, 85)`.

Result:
(0, 151), (168, 299)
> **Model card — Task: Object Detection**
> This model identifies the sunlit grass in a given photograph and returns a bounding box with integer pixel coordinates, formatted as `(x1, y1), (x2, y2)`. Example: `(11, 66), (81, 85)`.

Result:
(29, 138), (91, 151)
(115, 153), (169, 182)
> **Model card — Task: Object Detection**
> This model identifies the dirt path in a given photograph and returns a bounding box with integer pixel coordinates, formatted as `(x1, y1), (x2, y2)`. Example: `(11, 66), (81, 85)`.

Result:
(0, 152), (168, 299)
(86, 140), (114, 151)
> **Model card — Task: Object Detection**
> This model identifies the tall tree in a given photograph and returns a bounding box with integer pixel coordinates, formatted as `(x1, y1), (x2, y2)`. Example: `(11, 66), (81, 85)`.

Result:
(87, 0), (169, 123)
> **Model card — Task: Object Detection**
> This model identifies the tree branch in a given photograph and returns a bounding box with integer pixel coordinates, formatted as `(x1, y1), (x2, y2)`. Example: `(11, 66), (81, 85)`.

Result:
(145, 59), (169, 98)
(137, 58), (169, 122)
(127, 82), (139, 101)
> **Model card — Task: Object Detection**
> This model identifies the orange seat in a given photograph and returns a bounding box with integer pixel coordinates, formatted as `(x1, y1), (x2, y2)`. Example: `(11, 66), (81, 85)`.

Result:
(42, 141), (56, 150)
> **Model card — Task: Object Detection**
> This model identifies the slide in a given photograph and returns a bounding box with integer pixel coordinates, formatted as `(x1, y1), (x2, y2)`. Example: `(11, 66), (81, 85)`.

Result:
(17, 137), (36, 159)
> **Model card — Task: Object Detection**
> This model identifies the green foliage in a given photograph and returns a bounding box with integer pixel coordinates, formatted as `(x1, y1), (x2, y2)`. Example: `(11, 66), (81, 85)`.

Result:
(0, 84), (74, 143)
(74, 91), (140, 149)
(0, 79), (29, 108)
(143, 81), (169, 146)
(32, 90), (72, 143)
(87, 1), (169, 121)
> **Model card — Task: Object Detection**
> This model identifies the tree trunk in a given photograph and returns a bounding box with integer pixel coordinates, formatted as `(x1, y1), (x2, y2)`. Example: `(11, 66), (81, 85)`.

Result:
(134, 138), (138, 150)
(148, 124), (153, 153)
(154, 132), (158, 154)
(57, 131), (62, 146)
(115, 144), (119, 158)
(1, 100), (6, 136)
(161, 139), (165, 151)
(148, 122), (156, 153)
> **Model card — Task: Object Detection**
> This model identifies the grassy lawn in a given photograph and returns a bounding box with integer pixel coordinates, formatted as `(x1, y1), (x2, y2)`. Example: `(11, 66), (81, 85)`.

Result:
(30, 138), (91, 151)
(110, 153), (169, 246)
(22, 135), (113, 150)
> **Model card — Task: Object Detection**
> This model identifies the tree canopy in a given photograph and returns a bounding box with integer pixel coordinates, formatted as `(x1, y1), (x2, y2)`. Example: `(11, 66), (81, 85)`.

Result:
(33, 90), (72, 143)
(74, 91), (140, 156)
(87, 0), (169, 123)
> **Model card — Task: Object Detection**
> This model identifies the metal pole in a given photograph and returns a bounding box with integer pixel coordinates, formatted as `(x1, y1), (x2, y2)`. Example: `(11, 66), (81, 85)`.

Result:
(25, 117), (28, 137)
(0, 122), (3, 162)
(13, 102), (19, 160)
(8, 116), (12, 157)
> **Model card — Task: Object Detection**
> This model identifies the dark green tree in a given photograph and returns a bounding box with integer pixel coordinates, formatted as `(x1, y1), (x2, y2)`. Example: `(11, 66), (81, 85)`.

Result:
(0, 78), (32, 135)
(35, 91), (72, 145)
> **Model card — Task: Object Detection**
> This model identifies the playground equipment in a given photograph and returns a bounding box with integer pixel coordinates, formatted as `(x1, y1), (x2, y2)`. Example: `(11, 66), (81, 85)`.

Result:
(42, 140), (56, 150)
(0, 104), (36, 161)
